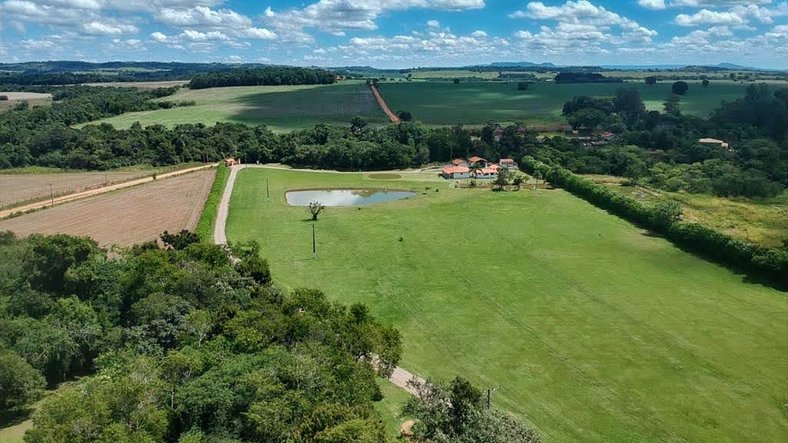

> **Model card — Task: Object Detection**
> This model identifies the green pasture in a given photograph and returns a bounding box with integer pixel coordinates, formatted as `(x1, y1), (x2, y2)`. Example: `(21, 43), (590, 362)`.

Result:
(225, 167), (787, 443)
(85, 82), (386, 132)
(378, 80), (750, 126)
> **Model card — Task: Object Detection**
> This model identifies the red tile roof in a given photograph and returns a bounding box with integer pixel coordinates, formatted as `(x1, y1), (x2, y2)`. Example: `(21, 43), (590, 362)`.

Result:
(451, 158), (467, 166)
(500, 158), (515, 164)
(468, 156), (486, 163)
(442, 165), (470, 174)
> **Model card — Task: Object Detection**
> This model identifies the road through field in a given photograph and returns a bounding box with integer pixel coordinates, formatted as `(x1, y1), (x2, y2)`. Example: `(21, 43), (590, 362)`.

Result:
(0, 164), (215, 220)
(213, 164), (425, 395)
(370, 84), (400, 123)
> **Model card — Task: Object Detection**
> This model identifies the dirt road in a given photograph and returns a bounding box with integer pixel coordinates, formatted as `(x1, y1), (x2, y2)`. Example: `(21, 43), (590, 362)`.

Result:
(212, 164), (424, 395)
(0, 164), (216, 220)
(369, 84), (401, 123)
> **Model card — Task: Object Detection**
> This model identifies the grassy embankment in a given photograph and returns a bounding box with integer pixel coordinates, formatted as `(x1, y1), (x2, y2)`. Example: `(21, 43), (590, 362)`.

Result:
(194, 164), (230, 241)
(225, 167), (787, 443)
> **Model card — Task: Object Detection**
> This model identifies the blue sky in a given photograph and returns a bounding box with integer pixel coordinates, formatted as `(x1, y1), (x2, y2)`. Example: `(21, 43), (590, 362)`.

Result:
(1, 1), (787, 68)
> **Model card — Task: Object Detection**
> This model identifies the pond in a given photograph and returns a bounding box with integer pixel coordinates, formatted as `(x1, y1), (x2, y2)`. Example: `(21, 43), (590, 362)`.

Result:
(285, 189), (416, 207)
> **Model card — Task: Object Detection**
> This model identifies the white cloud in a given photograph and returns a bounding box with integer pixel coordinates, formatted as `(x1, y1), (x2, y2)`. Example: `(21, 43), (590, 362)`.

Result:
(155, 6), (251, 28)
(675, 3), (785, 27)
(225, 55), (243, 63)
(82, 20), (139, 35)
(638, 0), (665, 10)
(150, 31), (168, 42)
(427, 19), (440, 28)
(243, 27), (277, 40)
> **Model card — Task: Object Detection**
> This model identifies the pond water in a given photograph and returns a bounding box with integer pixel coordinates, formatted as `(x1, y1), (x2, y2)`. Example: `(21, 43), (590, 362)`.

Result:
(285, 189), (416, 207)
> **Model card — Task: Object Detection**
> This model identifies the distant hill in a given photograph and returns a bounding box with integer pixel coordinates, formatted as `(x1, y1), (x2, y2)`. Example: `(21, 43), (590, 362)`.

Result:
(489, 61), (557, 68)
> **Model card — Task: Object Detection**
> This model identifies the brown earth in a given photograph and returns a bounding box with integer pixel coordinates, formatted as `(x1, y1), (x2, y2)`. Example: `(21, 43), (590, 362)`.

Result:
(0, 169), (215, 247)
(0, 92), (53, 112)
(0, 171), (157, 209)
(369, 84), (400, 123)
(81, 81), (189, 90)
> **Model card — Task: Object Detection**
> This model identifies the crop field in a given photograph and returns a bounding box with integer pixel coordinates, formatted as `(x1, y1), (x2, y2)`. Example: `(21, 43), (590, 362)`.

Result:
(225, 167), (787, 443)
(378, 80), (750, 126)
(0, 169), (215, 247)
(0, 163), (206, 210)
(584, 175), (788, 248)
(87, 82), (387, 131)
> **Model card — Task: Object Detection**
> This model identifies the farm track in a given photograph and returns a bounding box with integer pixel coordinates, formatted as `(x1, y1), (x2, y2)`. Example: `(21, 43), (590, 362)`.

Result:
(370, 84), (400, 123)
(0, 164), (215, 220)
(213, 164), (425, 395)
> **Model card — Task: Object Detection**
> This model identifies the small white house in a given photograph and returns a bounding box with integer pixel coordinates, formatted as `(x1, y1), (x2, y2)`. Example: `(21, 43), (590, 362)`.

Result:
(473, 167), (499, 179)
(441, 165), (470, 179)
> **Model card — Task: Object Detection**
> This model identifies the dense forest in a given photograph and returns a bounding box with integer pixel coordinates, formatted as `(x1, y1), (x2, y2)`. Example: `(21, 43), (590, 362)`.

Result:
(0, 231), (540, 441)
(188, 67), (336, 89)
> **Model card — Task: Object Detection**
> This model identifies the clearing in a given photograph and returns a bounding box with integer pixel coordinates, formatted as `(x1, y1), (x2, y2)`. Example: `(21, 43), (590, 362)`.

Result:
(0, 169), (215, 247)
(225, 168), (787, 443)
(82, 80), (190, 89)
(0, 92), (52, 112)
(84, 82), (387, 132)
(377, 80), (750, 126)
(585, 175), (788, 248)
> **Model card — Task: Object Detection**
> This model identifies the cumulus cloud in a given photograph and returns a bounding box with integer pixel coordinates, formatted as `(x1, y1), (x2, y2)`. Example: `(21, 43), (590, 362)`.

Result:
(638, 0), (665, 10)
(262, 0), (485, 42)
(82, 20), (139, 35)
(675, 4), (783, 27)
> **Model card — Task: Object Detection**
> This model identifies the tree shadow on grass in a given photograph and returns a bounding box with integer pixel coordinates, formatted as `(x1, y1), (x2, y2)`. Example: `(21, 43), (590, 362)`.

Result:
(0, 408), (35, 428)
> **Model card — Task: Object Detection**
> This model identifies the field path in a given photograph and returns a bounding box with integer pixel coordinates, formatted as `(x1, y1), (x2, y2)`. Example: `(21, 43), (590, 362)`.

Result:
(213, 164), (424, 395)
(0, 164), (215, 220)
(369, 84), (401, 123)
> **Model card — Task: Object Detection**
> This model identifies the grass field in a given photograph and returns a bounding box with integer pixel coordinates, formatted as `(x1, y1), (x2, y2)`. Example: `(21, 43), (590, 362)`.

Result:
(86, 82), (387, 131)
(0, 169), (215, 246)
(378, 80), (750, 126)
(226, 168), (787, 443)
(585, 175), (788, 248)
(0, 92), (52, 112)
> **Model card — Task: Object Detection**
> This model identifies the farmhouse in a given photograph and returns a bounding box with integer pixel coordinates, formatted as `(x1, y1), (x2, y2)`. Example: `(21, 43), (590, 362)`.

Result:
(468, 156), (491, 167)
(698, 138), (730, 150)
(500, 158), (518, 169)
(475, 167), (499, 179)
(451, 158), (469, 168)
(441, 165), (471, 179)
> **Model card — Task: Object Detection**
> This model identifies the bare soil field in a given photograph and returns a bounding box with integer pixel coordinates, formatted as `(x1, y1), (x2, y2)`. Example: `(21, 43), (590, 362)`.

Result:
(0, 92), (53, 112)
(0, 169), (215, 247)
(0, 171), (157, 209)
(82, 80), (189, 89)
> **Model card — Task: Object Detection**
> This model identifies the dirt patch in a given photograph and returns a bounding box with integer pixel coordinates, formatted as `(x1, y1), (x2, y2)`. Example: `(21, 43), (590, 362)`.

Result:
(0, 169), (215, 247)
(0, 92), (53, 113)
(0, 171), (155, 209)
(369, 84), (400, 123)
(367, 173), (402, 180)
(81, 80), (189, 90)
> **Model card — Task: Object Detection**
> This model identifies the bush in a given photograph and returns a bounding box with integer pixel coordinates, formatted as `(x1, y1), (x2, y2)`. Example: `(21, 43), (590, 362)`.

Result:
(0, 349), (46, 410)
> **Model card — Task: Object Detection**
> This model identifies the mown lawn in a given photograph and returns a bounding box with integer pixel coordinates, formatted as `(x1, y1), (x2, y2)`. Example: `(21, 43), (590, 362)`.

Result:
(226, 167), (787, 443)
(378, 80), (750, 126)
(85, 82), (387, 132)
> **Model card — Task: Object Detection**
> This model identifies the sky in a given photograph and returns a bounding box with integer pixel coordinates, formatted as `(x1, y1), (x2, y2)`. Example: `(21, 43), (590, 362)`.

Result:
(1, 0), (787, 69)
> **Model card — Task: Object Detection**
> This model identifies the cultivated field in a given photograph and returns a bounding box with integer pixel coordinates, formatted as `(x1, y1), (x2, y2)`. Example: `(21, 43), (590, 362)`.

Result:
(87, 82), (387, 131)
(585, 175), (788, 248)
(225, 168), (787, 443)
(0, 92), (52, 112)
(0, 169), (215, 247)
(378, 80), (750, 126)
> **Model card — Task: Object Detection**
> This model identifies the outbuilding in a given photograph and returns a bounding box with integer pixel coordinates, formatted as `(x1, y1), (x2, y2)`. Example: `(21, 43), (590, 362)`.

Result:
(441, 165), (471, 179)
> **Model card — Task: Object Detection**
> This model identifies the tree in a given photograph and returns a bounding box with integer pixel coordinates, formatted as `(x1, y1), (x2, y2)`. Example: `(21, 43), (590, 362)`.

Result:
(663, 94), (682, 116)
(644, 76), (657, 86)
(672, 81), (689, 95)
(567, 108), (607, 130)
(453, 78), (461, 84)
(160, 230), (200, 250)
(350, 116), (367, 135)
(516, 82), (530, 91)
(0, 349), (46, 411)
(614, 89), (645, 128)
(308, 201), (326, 221)
(512, 175), (524, 191)
(494, 168), (510, 191)
(397, 111), (413, 121)
(702, 79), (710, 88)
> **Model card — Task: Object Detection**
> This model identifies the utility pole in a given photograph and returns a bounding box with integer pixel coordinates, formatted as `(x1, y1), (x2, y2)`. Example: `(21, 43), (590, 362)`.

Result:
(312, 223), (316, 259)
(486, 386), (500, 409)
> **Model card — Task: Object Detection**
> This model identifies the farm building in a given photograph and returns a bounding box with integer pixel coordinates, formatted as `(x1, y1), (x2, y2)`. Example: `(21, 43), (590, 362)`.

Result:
(224, 158), (240, 166)
(474, 167), (499, 179)
(500, 158), (518, 169)
(451, 158), (470, 168)
(441, 165), (471, 179)
(468, 156), (491, 167)
(698, 138), (730, 150)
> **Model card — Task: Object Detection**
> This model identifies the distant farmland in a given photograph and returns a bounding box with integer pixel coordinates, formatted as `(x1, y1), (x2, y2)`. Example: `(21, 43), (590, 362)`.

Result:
(0, 169), (215, 247)
(87, 82), (387, 131)
(378, 80), (752, 126)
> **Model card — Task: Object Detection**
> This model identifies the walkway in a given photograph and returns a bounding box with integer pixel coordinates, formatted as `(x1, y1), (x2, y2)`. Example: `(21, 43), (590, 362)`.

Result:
(212, 164), (424, 394)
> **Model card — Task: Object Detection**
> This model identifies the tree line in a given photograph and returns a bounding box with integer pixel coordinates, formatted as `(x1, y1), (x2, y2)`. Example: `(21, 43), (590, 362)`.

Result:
(188, 67), (336, 89)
